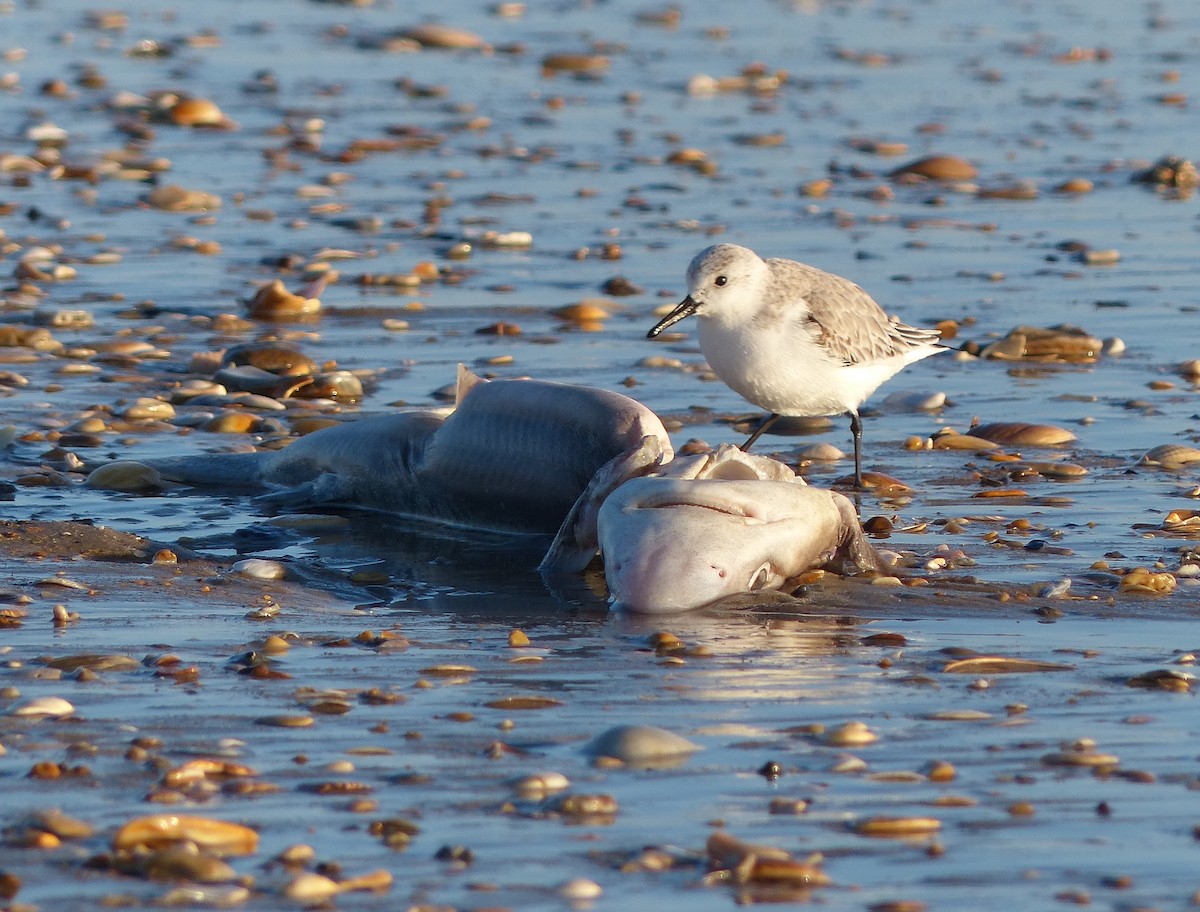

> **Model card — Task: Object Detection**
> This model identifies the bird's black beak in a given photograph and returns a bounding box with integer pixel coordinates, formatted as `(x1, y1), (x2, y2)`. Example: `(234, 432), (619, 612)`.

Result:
(646, 295), (700, 339)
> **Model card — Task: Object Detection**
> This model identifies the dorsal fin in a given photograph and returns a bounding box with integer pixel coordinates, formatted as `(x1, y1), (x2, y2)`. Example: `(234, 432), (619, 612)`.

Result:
(455, 363), (488, 406)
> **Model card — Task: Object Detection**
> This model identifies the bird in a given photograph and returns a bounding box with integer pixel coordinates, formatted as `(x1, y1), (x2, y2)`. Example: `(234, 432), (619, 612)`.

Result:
(647, 243), (943, 488)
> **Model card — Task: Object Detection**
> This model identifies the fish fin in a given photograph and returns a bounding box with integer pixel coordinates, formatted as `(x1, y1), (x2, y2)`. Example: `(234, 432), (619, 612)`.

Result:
(455, 363), (488, 406)
(539, 436), (667, 575)
(255, 473), (346, 508)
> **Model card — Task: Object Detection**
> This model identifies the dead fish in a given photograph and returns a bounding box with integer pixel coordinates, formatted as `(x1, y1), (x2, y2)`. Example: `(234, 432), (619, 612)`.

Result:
(595, 449), (881, 613)
(89, 366), (673, 556)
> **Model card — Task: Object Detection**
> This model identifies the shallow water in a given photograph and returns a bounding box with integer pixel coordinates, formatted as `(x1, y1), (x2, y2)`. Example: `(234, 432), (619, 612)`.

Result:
(2, 0), (1200, 908)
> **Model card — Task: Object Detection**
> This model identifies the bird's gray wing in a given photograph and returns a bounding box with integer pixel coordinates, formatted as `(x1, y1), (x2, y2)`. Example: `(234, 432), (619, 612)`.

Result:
(766, 259), (939, 365)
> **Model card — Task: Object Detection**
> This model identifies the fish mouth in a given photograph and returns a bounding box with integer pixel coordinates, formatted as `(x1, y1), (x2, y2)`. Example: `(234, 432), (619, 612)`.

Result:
(637, 489), (764, 522)
(646, 295), (700, 338)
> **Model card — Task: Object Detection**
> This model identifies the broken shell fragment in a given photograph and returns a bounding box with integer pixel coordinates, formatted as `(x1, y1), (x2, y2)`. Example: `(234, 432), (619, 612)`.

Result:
(246, 279), (321, 320)
(1163, 510), (1200, 534)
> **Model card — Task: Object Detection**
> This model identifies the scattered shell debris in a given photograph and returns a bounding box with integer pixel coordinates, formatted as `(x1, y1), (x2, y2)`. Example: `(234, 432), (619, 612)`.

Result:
(1, 1), (1199, 909)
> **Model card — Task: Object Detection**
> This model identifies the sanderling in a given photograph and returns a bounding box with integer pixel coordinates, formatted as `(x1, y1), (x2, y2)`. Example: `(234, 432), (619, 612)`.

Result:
(647, 243), (943, 488)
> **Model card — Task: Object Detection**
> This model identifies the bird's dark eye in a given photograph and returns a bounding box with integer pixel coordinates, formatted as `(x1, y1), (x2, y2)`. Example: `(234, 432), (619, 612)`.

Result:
(714, 275), (728, 287)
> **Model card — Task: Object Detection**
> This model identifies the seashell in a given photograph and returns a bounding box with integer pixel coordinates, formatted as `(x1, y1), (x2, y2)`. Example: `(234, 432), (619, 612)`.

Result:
(24, 808), (94, 840)
(44, 654), (139, 672)
(931, 433), (998, 451)
(1126, 669), (1195, 692)
(245, 279), (321, 320)
(511, 771), (570, 800)
(1041, 749), (1119, 767)
(1118, 567), (1176, 595)
(980, 324), (1103, 362)
(559, 879), (603, 900)
(484, 695), (563, 710)
(1163, 510), (1200, 533)
(295, 370), (362, 401)
(584, 724), (701, 764)
(971, 422), (1076, 446)
(942, 656), (1074, 674)
(122, 398), (175, 421)
(1027, 461), (1087, 478)
(213, 365), (313, 398)
(282, 873), (340, 902)
(924, 710), (992, 722)
(542, 53), (611, 73)
(202, 412), (260, 434)
(8, 696), (75, 718)
(977, 181), (1038, 200)
(553, 301), (610, 323)
(889, 154), (977, 181)
(168, 98), (226, 127)
(880, 390), (947, 412)
(822, 721), (877, 747)
(1081, 248), (1120, 265)
(480, 230), (532, 248)
(221, 343), (317, 376)
(1177, 359), (1200, 380)
(144, 184), (221, 212)
(853, 816), (942, 838)
(1132, 155), (1198, 188)
(139, 847), (238, 884)
(419, 664), (477, 677)
(399, 24), (487, 50)
(161, 759), (256, 788)
(795, 442), (845, 461)
(1054, 178), (1093, 194)
(232, 559), (286, 580)
(85, 461), (169, 492)
(1139, 444), (1200, 469)
(112, 814), (260, 856)
(543, 793), (618, 818)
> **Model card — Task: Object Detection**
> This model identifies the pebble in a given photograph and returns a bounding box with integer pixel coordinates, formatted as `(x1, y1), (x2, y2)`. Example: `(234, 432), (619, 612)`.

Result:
(232, 559), (287, 580)
(85, 462), (170, 492)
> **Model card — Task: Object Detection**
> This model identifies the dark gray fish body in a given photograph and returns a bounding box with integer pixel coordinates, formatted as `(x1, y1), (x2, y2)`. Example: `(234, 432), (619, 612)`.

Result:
(112, 372), (672, 536)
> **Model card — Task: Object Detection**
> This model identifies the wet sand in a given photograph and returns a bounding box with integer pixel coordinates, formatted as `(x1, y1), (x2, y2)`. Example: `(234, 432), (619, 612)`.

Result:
(2, 0), (1200, 908)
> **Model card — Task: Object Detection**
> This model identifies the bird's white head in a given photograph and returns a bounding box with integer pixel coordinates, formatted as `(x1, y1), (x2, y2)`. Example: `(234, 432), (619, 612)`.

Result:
(647, 243), (765, 338)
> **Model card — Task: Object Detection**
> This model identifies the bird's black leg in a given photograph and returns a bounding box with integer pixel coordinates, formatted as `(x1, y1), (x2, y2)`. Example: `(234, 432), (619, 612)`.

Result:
(740, 413), (781, 452)
(848, 410), (864, 489)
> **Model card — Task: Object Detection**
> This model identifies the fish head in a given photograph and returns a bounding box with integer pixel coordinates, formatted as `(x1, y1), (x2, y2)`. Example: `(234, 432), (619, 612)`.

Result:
(597, 477), (876, 614)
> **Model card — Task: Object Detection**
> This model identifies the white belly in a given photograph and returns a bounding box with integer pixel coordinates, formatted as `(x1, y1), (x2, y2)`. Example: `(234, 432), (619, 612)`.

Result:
(698, 317), (912, 416)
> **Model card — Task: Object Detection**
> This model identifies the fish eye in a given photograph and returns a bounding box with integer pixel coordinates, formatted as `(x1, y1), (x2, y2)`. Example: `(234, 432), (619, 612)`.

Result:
(749, 563), (772, 590)
(714, 275), (728, 287)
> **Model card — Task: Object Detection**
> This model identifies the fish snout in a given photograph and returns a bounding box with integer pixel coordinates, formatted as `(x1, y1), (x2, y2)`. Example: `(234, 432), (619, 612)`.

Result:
(605, 545), (741, 614)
